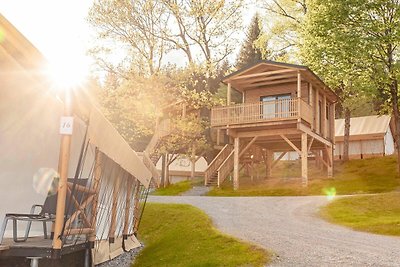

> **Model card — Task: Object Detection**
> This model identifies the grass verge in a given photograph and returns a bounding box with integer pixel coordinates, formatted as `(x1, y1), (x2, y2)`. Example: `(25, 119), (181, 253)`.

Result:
(152, 180), (193, 196)
(133, 203), (271, 267)
(207, 156), (400, 196)
(320, 192), (400, 236)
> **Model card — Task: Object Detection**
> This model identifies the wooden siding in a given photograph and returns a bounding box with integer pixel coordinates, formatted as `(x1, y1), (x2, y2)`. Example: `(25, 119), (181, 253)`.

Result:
(244, 82), (309, 103)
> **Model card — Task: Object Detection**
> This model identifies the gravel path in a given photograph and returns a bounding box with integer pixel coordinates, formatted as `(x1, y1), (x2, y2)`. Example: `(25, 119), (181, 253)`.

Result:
(180, 185), (211, 196)
(149, 196), (400, 266)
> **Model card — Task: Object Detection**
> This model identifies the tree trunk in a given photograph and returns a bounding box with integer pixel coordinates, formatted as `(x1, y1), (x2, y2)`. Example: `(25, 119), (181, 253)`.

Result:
(190, 159), (195, 180)
(343, 108), (351, 161)
(160, 154), (166, 188)
(390, 80), (400, 177)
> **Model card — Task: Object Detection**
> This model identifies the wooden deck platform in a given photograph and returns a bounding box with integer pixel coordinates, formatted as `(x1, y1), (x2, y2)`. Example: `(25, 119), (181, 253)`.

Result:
(0, 236), (88, 258)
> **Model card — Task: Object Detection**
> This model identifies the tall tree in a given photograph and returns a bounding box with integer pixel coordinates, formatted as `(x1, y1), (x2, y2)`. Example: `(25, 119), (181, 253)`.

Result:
(88, 0), (169, 76)
(258, 0), (307, 61)
(236, 13), (264, 69)
(301, 0), (373, 161)
(304, 0), (400, 171)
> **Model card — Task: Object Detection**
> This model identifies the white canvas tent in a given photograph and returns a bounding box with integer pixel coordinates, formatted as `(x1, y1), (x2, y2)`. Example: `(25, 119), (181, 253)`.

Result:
(0, 14), (151, 264)
(335, 115), (394, 159)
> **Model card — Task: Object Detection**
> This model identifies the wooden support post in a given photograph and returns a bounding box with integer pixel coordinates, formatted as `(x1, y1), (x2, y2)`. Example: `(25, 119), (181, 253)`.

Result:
(133, 179), (141, 234)
(216, 129), (221, 146)
(266, 150), (273, 178)
(330, 103), (335, 141)
(250, 162), (254, 181)
(301, 133), (308, 187)
(297, 71), (302, 123)
(123, 176), (133, 238)
(322, 93), (327, 138)
(109, 172), (121, 243)
(310, 84), (314, 130)
(315, 91), (320, 134)
(53, 90), (73, 250)
(89, 150), (102, 242)
(227, 83), (232, 106)
(233, 137), (240, 190)
(326, 145), (333, 178)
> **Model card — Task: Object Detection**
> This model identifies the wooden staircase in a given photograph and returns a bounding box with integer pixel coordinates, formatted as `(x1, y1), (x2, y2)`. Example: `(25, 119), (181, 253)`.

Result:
(204, 144), (234, 187)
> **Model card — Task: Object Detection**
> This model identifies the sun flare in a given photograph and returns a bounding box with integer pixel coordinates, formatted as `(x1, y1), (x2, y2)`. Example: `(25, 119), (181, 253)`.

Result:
(46, 55), (90, 90)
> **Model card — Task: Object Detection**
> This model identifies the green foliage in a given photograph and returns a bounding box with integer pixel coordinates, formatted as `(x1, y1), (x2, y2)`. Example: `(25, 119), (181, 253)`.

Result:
(134, 203), (271, 266)
(301, 0), (374, 115)
(321, 192), (400, 236)
(157, 114), (210, 158)
(88, 0), (169, 75)
(98, 74), (176, 150)
(236, 13), (264, 69)
(208, 156), (400, 196)
(257, 0), (308, 61)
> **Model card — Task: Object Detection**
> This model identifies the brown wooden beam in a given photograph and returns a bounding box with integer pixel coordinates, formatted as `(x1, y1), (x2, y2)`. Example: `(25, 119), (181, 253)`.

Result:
(239, 136), (258, 158)
(234, 128), (299, 138)
(234, 73), (297, 85)
(271, 152), (287, 168)
(280, 134), (301, 154)
(228, 68), (296, 81)
(243, 78), (298, 89)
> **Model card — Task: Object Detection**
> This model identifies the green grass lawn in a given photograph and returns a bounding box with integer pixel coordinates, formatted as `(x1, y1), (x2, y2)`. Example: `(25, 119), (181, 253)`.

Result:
(133, 203), (271, 267)
(207, 156), (400, 196)
(152, 180), (193, 196)
(152, 178), (203, 196)
(321, 192), (400, 236)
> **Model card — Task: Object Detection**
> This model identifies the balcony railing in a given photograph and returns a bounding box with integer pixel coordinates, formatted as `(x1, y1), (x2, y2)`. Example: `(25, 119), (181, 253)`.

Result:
(211, 98), (313, 127)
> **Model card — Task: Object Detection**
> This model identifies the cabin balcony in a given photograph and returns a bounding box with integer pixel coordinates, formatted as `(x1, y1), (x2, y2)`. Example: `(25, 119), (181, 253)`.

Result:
(211, 97), (312, 128)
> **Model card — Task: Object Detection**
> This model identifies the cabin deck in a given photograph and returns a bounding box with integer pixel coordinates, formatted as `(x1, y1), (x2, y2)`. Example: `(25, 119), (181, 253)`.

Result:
(0, 236), (88, 258)
(211, 98), (313, 128)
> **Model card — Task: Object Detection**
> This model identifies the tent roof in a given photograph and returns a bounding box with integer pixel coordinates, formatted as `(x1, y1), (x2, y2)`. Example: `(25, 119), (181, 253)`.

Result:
(1, 14), (152, 188)
(335, 115), (391, 139)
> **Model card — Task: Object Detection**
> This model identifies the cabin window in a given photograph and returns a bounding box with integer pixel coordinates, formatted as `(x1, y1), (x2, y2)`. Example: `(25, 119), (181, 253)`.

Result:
(260, 94), (291, 119)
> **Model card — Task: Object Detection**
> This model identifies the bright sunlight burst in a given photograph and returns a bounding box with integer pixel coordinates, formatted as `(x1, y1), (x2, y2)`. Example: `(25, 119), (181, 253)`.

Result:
(46, 56), (89, 90)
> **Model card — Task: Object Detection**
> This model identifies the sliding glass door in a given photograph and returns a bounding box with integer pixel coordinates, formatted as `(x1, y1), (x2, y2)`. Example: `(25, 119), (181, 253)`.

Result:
(261, 94), (291, 119)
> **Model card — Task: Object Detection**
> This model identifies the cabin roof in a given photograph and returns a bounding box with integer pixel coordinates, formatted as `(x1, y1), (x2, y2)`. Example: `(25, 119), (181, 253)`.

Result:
(222, 60), (338, 102)
(335, 115), (391, 139)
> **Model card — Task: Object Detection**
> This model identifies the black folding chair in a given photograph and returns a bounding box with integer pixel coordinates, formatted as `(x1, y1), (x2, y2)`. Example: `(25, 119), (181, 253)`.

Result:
(0, 178), (88, 244)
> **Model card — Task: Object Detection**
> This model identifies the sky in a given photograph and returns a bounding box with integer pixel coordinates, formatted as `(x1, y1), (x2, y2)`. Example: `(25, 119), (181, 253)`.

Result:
(0, 0), (94, 70)
(0, 1), (257, 75)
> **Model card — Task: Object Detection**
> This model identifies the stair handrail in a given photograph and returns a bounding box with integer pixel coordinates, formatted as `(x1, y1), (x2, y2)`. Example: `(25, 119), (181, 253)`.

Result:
(204, 144), (232, 185)
(217, 150), (234, 187)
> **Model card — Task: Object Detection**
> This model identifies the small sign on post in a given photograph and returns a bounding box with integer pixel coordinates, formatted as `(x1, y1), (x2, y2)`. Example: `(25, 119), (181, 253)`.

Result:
(60, 116), (74, 135)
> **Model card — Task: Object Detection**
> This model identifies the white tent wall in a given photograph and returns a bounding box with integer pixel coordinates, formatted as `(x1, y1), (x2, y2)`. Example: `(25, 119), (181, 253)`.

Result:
(385, 127), (395, 155)
(0, 55), (90, 237)
(335, 138), (388, 159)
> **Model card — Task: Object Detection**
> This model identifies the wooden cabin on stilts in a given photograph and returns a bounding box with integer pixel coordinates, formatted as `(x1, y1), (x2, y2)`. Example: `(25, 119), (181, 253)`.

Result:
(205, 61), (338, 190)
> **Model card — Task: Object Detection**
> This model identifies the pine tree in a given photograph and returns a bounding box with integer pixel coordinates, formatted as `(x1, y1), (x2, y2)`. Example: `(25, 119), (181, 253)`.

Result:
(235, 14), (263, 69)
